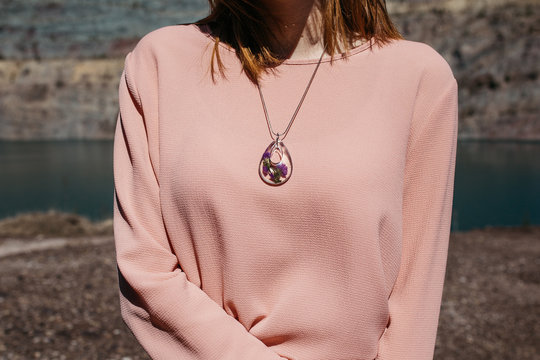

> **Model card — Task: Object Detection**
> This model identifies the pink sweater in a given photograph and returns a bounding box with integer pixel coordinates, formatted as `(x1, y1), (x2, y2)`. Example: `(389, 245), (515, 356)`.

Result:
(113, 23), (458, 360)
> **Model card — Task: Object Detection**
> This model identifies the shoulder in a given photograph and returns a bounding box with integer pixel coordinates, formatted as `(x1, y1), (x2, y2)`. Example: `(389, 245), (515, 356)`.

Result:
(119, 25), (198, 108)
(132, 23), (203, 54)
(124, 23), (205, 71)
(379, 38), (456, 89)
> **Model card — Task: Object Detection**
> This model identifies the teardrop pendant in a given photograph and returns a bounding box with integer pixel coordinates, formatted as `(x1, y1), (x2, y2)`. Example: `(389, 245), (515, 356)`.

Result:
(259, 139), (293, 186)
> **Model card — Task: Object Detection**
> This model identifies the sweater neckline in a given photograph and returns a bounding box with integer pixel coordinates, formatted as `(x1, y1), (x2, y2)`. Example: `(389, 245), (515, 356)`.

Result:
(193, 23), (376, 65)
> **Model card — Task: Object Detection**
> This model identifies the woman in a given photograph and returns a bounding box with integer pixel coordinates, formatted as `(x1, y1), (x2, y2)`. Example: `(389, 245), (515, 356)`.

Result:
(113, 0), (458, 359)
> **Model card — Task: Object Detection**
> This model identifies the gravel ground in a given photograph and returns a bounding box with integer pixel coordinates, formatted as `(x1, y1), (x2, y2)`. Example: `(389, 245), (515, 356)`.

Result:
(0, 225), (539, 360)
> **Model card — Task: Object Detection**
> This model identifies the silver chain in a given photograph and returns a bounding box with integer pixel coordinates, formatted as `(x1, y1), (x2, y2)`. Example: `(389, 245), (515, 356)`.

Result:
(257, 46), (327, 142)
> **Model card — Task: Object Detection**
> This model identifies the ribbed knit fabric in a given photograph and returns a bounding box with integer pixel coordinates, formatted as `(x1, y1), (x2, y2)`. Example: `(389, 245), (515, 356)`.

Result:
(113, 23), (458, 360)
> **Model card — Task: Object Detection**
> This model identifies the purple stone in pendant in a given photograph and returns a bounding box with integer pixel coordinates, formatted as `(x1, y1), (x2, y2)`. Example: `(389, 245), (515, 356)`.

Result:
(259, 139), (293, 186)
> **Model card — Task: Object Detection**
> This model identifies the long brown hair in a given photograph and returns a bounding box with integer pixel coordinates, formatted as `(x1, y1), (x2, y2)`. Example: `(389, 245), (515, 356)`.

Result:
(194, 0), (403, 84)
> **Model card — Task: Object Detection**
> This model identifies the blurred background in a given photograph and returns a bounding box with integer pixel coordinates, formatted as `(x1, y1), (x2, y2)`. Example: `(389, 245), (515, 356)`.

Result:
(0, 0), (538, 359)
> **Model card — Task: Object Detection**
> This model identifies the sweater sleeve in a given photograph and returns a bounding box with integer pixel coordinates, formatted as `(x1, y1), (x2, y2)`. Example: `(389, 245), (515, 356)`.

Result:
(113, 45), (284, 360)
(376, 58), (459, 360)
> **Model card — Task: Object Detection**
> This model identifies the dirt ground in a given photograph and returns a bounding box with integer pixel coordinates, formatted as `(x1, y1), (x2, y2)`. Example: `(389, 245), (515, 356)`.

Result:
(0, 213), (538, 359)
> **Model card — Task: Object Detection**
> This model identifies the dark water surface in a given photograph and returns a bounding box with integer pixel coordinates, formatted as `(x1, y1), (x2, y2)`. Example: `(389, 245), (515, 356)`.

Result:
(1, 140), (539, 232)
(1, 140), (114, 222)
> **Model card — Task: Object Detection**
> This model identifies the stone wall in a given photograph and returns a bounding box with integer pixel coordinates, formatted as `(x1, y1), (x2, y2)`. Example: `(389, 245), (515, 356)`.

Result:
(0, 0), (538, 140)
(389, 0), (539, 140)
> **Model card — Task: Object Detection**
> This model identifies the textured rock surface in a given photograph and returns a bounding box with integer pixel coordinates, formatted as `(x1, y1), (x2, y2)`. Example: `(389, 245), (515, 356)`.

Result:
(0, 0), (538, 140)
(0, 58), (124, 139)
(0, 0), (206, 59)
(388, 0), (539, 140)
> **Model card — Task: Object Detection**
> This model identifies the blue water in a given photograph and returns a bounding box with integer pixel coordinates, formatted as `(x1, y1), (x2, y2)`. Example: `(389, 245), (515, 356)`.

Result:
(0, 140), (114, 222)
(1, 140), (539, 232)
(451, 140), (540, 231)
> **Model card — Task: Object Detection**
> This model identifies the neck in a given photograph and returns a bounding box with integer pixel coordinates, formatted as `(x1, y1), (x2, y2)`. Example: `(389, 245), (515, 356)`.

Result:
(260, 0), (325, 61)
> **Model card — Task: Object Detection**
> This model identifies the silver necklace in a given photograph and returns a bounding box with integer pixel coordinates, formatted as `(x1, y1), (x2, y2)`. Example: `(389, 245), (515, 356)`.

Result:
(257, 46), (326, 186)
